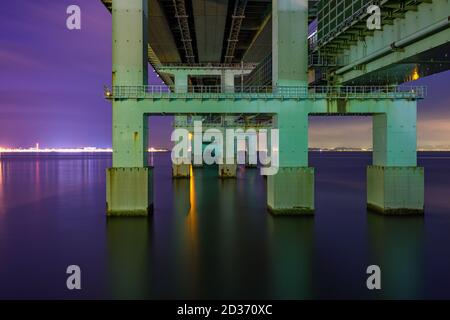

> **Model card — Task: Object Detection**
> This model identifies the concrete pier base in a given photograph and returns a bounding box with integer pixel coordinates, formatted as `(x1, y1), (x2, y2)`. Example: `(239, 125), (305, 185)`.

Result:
(267, 167), (314, 215)
(106, 167), (153, 216)
(172, 164), (190, 178)
(219, 164), (237, 178)
(367, 166), (424, 215)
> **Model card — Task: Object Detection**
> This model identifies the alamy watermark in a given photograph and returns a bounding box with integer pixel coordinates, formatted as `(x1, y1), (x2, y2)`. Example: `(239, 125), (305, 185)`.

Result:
(66, 265), (81, 290)
(367, 5), (382, 30)
(66, 5), (81, 30)
(171, 121), (279, 176)
(366, 265), (381, 290)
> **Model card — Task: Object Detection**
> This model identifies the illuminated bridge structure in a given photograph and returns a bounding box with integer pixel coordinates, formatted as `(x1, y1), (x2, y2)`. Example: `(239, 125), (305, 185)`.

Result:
(101, 0), (450, 216)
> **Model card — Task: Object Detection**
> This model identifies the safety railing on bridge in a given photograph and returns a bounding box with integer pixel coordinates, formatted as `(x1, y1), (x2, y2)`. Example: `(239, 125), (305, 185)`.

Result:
(104, 85), (426, 100)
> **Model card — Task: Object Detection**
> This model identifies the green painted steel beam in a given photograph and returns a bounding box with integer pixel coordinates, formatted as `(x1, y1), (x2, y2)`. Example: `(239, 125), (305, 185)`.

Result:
(108, 96), (419, 116)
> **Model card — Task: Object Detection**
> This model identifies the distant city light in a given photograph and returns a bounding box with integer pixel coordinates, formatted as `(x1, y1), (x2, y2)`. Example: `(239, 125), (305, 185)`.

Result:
(0, 145), (168, 153)
(412, 66), (420, 81)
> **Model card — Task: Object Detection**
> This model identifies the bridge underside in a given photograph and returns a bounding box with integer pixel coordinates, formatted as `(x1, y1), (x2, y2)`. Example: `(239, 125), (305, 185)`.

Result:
(103, 0), (430, 217)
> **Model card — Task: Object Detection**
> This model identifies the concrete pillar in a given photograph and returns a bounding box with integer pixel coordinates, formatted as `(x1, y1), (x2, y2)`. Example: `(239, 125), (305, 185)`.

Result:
(112, 106), (148, 168)
(221, 73), (237, 174)
(267, 110), (314, 214)
(112, 0), (148, 86)
(107, 0), (152, 216)
(173, 71), (188, 93)
(222, 70), (235, 93)
(368, 100), (424, 214)
(108, 105), (153, 215)
(218, 117), (237, 178)
(192, 119), (204, 168)
(269, 0), (311, 213)
(245, 130), (258, 168)
(219, 163), (237, 178)
(172, 72), (190, 177)
(272, 0), (308, 87)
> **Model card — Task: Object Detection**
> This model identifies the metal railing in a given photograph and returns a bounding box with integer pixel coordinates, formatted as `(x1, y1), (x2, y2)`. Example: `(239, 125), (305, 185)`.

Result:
(308, 54), (349, 67)
(104, 85), (426, 100)
(155, 62), (257, 70)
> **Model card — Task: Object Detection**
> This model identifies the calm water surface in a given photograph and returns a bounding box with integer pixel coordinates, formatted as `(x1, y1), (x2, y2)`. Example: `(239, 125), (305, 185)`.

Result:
(0, 152), (449, 299)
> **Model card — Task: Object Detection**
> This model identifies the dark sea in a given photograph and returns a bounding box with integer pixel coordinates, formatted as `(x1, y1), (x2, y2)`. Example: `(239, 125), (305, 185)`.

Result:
(0, 151), (449, 299)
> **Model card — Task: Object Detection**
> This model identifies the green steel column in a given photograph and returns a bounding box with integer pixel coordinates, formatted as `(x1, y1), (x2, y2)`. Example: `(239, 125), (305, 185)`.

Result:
(272, 0), (308, 86)
(368, 100), (424, 214)
(107, 0), (152, 215)
(267, 109), (314, 214)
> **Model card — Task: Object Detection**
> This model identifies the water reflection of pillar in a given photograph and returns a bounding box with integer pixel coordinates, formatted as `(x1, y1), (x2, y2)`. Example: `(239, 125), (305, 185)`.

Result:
(150, 151), (154, 167)
(216, 168), (239, 297)
(367, 213), (424, 299)
(171, 165), (200, 297)
(268, 217), (315, 299)
(34, 158), (40, 202)
(106, 218), (152, 299)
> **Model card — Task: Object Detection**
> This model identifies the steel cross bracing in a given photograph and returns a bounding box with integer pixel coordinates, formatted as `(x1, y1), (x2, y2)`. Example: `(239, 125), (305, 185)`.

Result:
(224, 0), (249, 63)
(172, 0), (196, 63)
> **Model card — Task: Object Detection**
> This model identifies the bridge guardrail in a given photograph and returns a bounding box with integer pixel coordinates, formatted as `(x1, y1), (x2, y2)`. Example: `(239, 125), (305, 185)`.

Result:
(104, 85), (426, 100)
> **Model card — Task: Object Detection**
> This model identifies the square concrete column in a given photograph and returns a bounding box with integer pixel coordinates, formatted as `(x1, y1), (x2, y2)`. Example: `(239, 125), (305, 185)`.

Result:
(267, 109), (314, 214)
(268, 1), (312, 214)
(221, 70), (235, 93)
(107, 167), (153, 215)
(107, 105), (153, 215)
(220, 76), (239, 174)
(219, 126), (237, 178)
(107, 0), (153, 216)
(112, 0), (148, 86)
(172, 72), (191, 177)
(272, 0), (308, 87)
(368, 100), (424, 214)
(192, 118), (204, 168)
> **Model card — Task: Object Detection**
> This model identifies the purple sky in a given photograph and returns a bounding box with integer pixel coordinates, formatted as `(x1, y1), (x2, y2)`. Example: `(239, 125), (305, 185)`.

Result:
(0, 0), (449, 149)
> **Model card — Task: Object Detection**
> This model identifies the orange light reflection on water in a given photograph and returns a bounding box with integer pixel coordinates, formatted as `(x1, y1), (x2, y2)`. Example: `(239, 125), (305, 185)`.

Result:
(186, 165), (199, 283)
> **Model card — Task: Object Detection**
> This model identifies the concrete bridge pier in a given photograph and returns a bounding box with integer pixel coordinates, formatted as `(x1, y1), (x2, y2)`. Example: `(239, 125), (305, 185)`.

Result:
(172, 116), (190, 179)
(218, 74), (238, 178)
(107, 105), (153, 216)
(106, 0), (153, 215)
(367, 100), (424, 214)
(267, 110), (314, 215)
(267, 0), (313, 215)
(172, 72), (191, 178)
(244, 130), (258, 168)
(219, 116), (238, 178)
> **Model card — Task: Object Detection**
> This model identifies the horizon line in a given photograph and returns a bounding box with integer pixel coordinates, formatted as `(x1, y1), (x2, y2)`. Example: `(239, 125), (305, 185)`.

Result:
(1, 146), (450, 153)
